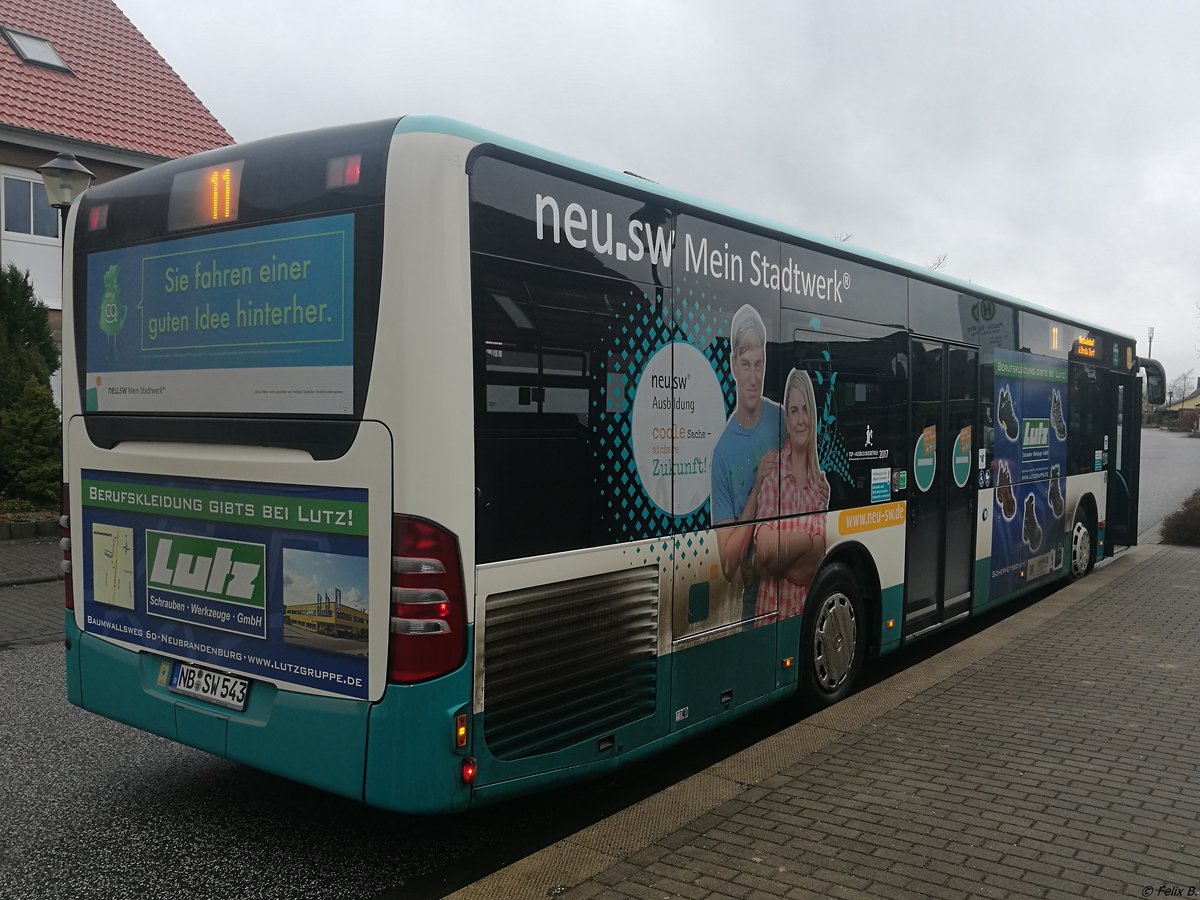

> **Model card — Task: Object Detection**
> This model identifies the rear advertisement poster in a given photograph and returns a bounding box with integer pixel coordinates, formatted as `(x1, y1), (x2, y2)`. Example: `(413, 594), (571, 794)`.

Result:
(80, 470), (370, 699)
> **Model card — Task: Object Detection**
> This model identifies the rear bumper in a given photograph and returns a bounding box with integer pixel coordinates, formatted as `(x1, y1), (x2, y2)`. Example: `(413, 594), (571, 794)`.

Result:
(65, 613), (476, 813)
(67, 614), (368, 802)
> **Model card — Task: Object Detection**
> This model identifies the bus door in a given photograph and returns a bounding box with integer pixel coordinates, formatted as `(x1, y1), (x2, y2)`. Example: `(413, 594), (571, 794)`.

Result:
(904, 340), (978, 636)
(1103, 370), (1142, 549)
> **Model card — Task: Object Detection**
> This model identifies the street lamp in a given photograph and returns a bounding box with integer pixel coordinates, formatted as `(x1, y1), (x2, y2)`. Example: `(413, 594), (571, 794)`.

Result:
(1147, 326), (1154, 359)
(37, 154), (94, 414)
(37, 152), (95, 233)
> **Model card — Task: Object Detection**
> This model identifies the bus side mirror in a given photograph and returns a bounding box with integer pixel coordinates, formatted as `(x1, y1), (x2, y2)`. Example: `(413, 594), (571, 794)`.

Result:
(1142, 358), (1166, 405)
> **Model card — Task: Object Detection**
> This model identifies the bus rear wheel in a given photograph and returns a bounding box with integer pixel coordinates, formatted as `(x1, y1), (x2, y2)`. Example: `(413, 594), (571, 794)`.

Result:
(1069, 509), (1095, 580)
(800, 563), (865, 708)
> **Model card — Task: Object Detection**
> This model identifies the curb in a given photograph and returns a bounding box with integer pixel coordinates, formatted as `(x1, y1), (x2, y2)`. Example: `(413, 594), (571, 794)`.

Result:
(0, 520), (59, 540)
(447, 545), (1164, 900)
(0, 573), (62, 588)
(0, 631), (65, 650)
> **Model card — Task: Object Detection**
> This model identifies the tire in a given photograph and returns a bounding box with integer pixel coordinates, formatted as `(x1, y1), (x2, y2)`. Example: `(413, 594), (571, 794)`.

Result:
(1068, 507), (1096, 581)
(800, 563), (866, 708)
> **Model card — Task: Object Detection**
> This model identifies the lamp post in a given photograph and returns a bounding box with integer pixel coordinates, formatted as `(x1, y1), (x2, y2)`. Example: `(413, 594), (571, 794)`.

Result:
(37, 152), (95, 237)
(1147, 326), (1154, 359)
(37, 154), (94, 413)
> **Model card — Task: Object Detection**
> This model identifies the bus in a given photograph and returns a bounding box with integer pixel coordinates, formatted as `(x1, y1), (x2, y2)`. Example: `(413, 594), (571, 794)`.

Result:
(60, 116), (1167, 814)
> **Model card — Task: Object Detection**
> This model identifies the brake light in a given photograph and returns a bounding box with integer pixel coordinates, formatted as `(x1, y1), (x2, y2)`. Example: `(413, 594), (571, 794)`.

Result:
(388, 515), (467, 683)
(60, 484), (73, 609)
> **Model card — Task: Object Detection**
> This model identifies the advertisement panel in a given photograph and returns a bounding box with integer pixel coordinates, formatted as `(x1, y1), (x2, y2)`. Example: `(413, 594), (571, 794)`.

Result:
(84, 214), (354, 415)
(990, 350), (1069, 595)
(470, 160), (910, 643)
(81, 470), (370, 699)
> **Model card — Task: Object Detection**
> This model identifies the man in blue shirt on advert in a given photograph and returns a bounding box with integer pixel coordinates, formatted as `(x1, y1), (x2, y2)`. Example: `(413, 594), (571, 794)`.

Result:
(710, 304), (781, 619)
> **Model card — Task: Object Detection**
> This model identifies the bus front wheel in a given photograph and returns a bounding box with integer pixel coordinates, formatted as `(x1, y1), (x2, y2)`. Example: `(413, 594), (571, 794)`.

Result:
(800, 563), (865, 708)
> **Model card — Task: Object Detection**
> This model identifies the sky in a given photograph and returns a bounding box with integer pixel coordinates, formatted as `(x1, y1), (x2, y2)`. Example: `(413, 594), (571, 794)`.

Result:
(283, 548), (368, 611)
(114, 0), (1200, 393)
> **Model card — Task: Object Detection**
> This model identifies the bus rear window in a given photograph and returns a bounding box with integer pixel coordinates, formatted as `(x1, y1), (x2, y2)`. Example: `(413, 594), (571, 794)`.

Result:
(83, 214), (355, 416)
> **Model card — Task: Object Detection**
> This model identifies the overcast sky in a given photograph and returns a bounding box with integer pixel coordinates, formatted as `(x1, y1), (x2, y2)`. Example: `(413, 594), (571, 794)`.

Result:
(114, 0), (1200, 391)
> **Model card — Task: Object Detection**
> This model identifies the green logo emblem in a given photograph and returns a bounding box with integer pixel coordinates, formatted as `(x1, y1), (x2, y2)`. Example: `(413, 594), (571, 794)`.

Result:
(98, 264), (127, 349)
(146, 531), (265, 608)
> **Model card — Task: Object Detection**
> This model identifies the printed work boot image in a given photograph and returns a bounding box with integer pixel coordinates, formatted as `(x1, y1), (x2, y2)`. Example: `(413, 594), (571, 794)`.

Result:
(1048, 464), (1065, 518)
(997, 459), (1017, 519)
(1050, 388), (1067, 441)
(1023, 493), (1043, 551)
(997, 385), (1020, 441)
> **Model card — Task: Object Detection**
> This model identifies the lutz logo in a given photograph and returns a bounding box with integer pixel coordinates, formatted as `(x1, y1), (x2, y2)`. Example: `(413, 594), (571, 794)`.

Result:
(1022, 418), (1050, 449)
(146, 531), (265, 606)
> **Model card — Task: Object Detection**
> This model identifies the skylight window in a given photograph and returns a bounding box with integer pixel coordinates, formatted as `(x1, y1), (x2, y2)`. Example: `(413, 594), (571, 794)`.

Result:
(2, 26), (71, 73)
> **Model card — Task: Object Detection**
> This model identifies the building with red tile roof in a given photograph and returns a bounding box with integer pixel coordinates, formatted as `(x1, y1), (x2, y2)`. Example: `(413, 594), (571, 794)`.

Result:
(0, 0), (231, 329)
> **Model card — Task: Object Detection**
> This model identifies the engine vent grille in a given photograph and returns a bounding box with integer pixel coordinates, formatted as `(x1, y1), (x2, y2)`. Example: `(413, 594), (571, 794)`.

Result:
(482, 565), (659, 760)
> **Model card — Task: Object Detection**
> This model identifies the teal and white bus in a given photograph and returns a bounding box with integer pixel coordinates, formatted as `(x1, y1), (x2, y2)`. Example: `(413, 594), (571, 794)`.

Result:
(60, 116), (1166, 813)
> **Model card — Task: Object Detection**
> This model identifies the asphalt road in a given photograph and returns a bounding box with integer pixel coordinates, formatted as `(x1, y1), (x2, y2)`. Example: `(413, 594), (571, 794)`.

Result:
(1136, 427), (1200, 538)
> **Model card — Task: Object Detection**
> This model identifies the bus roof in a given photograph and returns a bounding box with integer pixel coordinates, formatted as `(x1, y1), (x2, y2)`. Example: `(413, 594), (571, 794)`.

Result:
(395, 115), (1135, 345)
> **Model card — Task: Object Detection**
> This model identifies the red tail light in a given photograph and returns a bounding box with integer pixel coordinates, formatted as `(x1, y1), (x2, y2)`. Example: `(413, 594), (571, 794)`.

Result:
(388, 515), (467, 683)
(61, 484), (73, 609)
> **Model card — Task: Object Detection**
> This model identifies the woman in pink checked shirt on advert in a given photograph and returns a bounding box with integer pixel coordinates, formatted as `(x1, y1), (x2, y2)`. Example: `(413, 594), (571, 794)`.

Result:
(754, 368), (830, 620)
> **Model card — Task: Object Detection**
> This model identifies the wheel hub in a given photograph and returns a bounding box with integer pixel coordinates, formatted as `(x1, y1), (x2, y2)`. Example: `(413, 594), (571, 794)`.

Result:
(1071, 521), (1091, 577)
(813, 591), (856, 690)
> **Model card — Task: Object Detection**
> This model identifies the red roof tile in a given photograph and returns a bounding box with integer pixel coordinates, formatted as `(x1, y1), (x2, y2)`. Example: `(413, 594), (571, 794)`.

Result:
(0, 0), (231, 158)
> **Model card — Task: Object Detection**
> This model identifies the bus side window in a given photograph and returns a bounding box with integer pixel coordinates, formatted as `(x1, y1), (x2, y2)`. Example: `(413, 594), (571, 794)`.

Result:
(785, 327), (908, 510)
(471, 255), (663, 563)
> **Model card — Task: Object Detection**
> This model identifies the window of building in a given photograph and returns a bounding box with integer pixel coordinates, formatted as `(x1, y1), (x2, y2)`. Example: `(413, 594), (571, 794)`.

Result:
(1, 26), (71, 73)
(3, 176), (59, 238)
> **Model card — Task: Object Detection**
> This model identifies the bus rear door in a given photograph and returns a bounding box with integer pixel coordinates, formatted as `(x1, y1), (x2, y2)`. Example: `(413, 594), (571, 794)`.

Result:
(1103, 370), (1142, 550)
(904, 340), (978, 635)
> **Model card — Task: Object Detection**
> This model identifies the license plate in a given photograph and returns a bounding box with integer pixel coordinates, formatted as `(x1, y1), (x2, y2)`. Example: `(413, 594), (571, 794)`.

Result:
(169, 662), (249, 711)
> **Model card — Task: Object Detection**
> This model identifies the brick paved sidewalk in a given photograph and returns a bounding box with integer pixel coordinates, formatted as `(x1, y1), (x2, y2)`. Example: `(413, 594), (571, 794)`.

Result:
(0, 537), (61, 586)
(0, 539), (65, 646)
(456, 545), (1200, 900)
(0, 581), (63, 647)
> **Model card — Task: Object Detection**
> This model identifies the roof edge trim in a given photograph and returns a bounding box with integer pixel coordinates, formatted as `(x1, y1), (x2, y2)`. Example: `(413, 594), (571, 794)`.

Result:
(0, 124), (169, 168)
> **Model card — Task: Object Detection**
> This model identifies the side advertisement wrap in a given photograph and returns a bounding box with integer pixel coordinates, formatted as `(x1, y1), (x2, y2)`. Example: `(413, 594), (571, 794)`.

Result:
(471, 161), (910, 641)
(81, 470), (369, 699)
(85, 214), (354, 416)
(990, 350), (1068, 595)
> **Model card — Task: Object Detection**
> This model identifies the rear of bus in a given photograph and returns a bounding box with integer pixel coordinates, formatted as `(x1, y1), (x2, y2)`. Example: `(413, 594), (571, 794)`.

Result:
(61, 119), (477, 813)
